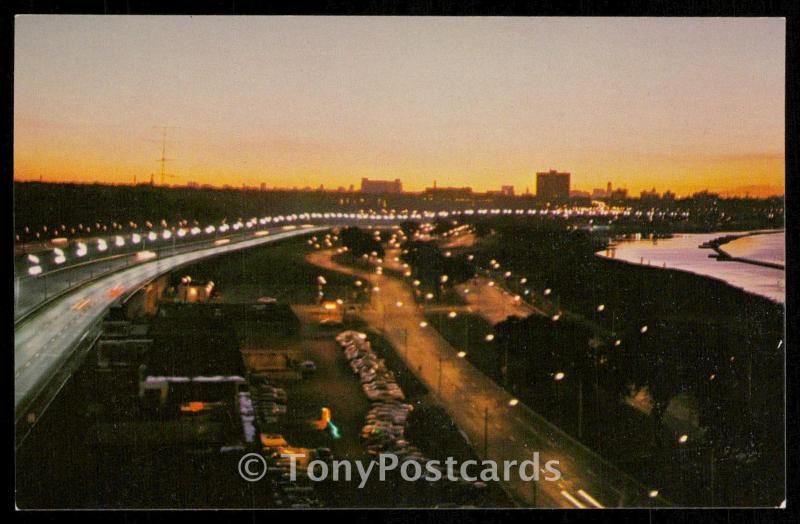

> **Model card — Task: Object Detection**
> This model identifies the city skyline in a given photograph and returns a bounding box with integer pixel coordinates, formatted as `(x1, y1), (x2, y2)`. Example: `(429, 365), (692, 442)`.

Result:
(14, 16), (786, 197)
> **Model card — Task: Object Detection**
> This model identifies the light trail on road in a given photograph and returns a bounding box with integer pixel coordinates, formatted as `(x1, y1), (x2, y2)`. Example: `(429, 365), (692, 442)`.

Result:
(15, 226), (328, 421)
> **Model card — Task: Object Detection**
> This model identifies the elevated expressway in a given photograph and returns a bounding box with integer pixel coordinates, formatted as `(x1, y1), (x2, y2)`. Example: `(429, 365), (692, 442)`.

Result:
(14, 225), (328, 444)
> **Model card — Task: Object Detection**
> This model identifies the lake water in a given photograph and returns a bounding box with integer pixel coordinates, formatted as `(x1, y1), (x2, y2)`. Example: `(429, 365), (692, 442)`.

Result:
(597, 230), (785, 304)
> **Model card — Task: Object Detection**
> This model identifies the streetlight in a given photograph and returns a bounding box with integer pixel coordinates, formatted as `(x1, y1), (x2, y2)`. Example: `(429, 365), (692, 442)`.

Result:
(508, 398), (519, 407)
(485, 334), (495, 342)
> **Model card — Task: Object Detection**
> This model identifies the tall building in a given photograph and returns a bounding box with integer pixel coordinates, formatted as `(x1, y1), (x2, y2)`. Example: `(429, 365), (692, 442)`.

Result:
(536, 170), (570, 200)
(500, 185), (514, 196)
(360, 178), (403, 194)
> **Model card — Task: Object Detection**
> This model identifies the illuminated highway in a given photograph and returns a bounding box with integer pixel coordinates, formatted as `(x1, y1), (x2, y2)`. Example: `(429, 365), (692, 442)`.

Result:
(14, 226), (327, 423)
(307, 248), (665, 508)
(16, 212), (662, 507)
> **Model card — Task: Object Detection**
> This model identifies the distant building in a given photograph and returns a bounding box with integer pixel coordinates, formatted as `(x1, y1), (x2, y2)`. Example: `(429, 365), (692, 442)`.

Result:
(536, 170), (570, 200)
(662, 190), (676, 201)
(570, 189), (591, 198)
(500, 185), (514, 196)
(360, 178), (403, 194)
(187, 181), (199, 189)
(609, 188), (628, 201)
(423, 181), (473, 201)
(260, 182), (267, 192)
(693, 190), (719, 200)
(640, 187), (661, 201)
(591, 188), (608, 199)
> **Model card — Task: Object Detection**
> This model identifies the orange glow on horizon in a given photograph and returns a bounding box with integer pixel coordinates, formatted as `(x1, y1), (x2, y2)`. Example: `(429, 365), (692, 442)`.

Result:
(14, 16), (785, 199)
(13, 143), (785, 198)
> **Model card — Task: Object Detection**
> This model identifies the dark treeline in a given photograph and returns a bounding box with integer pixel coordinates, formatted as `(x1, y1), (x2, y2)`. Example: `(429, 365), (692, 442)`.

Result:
(14, 182), (783, 242)
(339, 227), (385, 259)
(14, 182), (345, 234)
(400, 240), (474, 300)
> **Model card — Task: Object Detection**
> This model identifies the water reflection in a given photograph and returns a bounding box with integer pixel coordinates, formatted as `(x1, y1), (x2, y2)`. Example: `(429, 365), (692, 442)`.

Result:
(598, 230), (784, 303)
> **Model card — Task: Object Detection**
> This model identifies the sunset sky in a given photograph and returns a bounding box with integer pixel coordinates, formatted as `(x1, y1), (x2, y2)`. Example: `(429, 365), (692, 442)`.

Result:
(14, 16), (785, 196)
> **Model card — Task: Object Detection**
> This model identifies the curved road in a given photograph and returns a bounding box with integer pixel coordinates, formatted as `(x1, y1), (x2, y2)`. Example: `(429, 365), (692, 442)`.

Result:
(307, 248), (665, 509)
(15, 226), (327, 423)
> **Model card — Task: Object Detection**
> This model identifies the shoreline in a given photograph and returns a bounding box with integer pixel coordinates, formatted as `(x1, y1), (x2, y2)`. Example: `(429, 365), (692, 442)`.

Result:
(700, 229), (784, 270)
(597, 230), (784, 305)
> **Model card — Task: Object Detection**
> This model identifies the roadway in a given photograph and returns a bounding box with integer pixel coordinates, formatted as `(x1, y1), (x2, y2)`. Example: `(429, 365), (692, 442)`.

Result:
(14, 226), (328, 424)
(307, 248), (664, 508)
